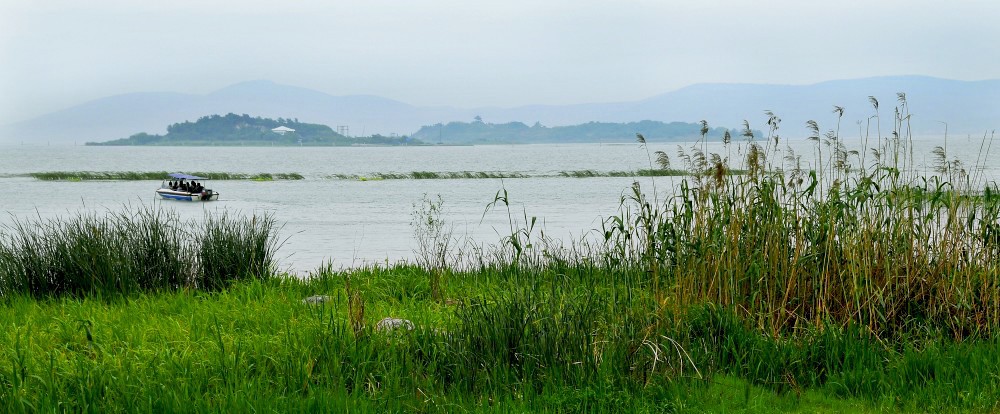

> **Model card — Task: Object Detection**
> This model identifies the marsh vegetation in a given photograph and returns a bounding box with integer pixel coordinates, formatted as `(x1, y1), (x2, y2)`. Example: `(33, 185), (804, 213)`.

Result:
(1, 95), (998, 411)
(25, 171), (304, 181)
(19, 169), (731, 181)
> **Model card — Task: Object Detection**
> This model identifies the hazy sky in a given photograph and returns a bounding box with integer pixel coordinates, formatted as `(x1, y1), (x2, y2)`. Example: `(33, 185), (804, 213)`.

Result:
(1, 0), (998, 125)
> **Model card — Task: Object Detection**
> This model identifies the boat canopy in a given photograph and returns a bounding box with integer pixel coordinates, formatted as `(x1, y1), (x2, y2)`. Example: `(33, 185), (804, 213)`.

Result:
(167, 173), (208, 180)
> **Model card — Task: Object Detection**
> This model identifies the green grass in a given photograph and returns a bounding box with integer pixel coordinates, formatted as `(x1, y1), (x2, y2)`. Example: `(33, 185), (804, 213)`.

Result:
(25, 171), (304, 181)
(3, 96), (1000, 410)
(1, 265), (997, 412)
(0, 203), (997, 411)
(0, 207), (278, 298)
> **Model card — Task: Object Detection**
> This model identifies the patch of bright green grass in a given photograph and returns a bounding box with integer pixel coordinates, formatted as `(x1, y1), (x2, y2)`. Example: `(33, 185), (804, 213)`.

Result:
(2, 262), (998, 412)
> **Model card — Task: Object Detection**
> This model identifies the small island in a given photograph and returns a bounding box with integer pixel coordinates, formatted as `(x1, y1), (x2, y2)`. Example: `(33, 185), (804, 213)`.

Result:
(410, 118), (747, 144)
(86, 113), (420, 146)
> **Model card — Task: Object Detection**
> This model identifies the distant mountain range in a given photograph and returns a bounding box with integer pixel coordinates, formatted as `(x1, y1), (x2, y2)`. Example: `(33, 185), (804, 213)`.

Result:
(2, 76), (997, 145)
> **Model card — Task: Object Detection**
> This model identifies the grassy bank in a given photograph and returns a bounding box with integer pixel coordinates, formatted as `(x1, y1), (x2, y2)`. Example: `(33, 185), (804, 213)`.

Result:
(1, 264), (998, 412)
(2, 96), (999, 411)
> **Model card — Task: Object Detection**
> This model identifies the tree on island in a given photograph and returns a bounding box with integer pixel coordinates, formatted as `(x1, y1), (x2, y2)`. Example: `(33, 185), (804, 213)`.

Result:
(87, 113), (420, 147)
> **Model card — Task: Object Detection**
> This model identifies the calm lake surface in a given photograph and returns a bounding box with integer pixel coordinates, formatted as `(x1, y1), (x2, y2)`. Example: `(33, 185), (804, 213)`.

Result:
(1, 138), (996, 274)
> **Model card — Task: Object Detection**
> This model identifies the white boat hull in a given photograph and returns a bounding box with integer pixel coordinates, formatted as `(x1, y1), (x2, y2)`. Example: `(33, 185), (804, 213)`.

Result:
(156, 188), (220, 201)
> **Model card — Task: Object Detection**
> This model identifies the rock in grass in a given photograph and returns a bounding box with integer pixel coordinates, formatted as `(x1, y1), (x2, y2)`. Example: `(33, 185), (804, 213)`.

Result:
(301, 295), (332, 304)
(376, 317), (414, 332)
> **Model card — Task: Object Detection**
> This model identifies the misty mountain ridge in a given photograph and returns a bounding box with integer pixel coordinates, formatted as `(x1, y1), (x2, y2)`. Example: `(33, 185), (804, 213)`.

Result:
(2, 76), (996, 145)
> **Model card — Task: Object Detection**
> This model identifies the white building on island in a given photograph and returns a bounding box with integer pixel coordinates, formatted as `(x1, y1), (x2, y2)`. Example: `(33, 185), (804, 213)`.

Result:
(272, 126), (295, 135)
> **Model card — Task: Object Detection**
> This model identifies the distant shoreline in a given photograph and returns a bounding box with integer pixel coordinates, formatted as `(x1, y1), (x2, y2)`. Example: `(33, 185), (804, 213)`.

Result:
(81, 113), (755, 146)
(84, 141), (430, 147)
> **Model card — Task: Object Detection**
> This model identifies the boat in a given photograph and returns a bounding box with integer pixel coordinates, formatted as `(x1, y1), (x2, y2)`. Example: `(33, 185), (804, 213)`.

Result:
(156, 173), (220, 201)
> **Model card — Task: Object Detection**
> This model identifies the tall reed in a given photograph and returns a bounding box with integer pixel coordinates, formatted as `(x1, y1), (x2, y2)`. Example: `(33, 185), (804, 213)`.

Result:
(196, 213), (279, 290)
(602, 95), (1000, 339)
(0, 207), (280, 298)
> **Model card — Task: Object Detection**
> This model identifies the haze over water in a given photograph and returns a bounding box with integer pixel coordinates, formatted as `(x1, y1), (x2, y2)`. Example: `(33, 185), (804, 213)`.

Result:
(2, 137), (996, 274)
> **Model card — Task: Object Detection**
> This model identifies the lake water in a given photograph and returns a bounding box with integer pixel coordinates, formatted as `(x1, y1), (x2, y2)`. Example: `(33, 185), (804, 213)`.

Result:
(1, 137), (997, 274)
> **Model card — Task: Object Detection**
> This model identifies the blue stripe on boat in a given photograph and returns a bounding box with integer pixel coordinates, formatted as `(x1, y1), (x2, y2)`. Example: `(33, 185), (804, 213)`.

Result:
(158, 193), (193, 201)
